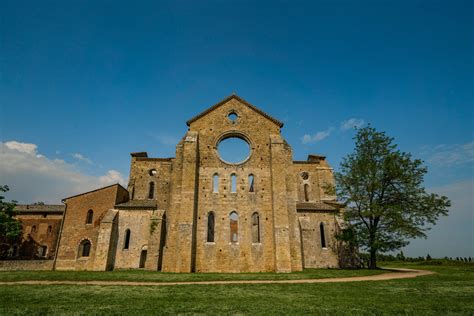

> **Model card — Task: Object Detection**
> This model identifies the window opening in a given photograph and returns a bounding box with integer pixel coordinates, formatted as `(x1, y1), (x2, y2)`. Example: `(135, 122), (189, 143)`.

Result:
(231, 174), (237, 193)
(304, 184), (310, 202)
(249, 174), (255, 192)
(213, 174), (219, 193)
(207, 212), (215, 242)
(79, 240), (91, 257)
(230, 211), (239, 242)
(251, 212), (260, 243)
(86, 209), (94, 224)
(124, 229), (131, 250)
(320, 223), (327, 248)
(148, 182), (155, 199)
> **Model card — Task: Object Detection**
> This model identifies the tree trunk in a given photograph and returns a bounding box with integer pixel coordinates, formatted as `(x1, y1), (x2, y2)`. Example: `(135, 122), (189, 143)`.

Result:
(369, 248), (377, 269)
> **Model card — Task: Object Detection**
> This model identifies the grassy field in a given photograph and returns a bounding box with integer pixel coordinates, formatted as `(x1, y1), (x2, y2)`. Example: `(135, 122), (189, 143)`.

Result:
(0, 267), (385, 283)
(0, 262), (472, 315)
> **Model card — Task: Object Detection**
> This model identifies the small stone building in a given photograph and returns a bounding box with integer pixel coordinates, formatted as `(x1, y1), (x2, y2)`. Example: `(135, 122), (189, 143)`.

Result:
(12, 204), (65, 260)
(54, 95), (342, 272)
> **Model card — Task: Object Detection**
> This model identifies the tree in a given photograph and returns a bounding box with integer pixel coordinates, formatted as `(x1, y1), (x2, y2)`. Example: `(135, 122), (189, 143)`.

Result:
(426, 254), (432, 261)
(334, 126), (450, 269)
(396, 250), (406, 261)
(0, 185), (22, 259)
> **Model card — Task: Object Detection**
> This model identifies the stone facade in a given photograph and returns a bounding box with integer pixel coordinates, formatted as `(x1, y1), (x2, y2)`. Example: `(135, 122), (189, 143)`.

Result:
(52, 94), (342, 272)
(11, 204), (65, 260)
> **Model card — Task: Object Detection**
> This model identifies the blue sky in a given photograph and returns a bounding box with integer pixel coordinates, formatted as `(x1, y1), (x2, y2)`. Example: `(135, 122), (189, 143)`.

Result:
(1, 0), (472, 258)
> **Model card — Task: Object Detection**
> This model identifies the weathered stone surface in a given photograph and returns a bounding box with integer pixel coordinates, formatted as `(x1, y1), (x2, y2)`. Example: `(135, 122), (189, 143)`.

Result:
(30, 94), (341, 272)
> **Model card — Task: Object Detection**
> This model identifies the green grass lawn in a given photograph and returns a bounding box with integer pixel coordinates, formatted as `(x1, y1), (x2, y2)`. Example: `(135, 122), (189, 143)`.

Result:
(0, 267), (385, 283)
(0, 262), (472, 315)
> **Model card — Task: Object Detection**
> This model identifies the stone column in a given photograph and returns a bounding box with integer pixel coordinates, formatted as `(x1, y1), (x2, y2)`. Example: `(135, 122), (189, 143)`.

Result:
(269, 134), (292, 272)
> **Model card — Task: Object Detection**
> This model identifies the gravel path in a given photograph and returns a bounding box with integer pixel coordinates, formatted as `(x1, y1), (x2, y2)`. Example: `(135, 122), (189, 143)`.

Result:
(0, 268), (434, 286)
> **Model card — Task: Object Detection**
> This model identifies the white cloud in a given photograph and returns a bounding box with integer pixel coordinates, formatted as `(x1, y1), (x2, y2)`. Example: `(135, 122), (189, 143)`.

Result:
(4, 141), (38, 155)
(302, 128), (333, 144)
(340, 118), (365, 131)
(0, 141), (127, 204)
(99, 170), (126, 186)
(72, 153), (93, 164)
(421, 141), (474, 166)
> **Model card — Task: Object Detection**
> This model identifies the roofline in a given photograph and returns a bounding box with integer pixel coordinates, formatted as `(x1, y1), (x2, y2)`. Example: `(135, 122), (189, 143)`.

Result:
(135, 157), (174, 162)
(186, 94), (284, 128)
(61, 183), (127, 202)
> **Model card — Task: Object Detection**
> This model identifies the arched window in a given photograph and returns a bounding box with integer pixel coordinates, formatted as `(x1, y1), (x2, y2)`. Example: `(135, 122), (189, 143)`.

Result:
(248, 174), (255, 192)
(47, 225), (52, 234)
(79, 240), (91, 257)
(304, 184), (310, 202)
(251, 212), (260, 243)
(31, 225), (37, 233)
(131, 186), (135, 200)
(124, 229), (131, 250)
(213, 174), (219, 193)
(231, 174), (237, 193)
(320, 223), (326, 248)
(229, 211), (239, 243)
(148, 182), (155, 199)
(207, 212), (215, 242)
(86, 209), (93, 224)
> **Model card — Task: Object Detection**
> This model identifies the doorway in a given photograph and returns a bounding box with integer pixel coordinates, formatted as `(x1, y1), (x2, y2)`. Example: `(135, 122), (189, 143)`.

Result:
(139, 250), (147, 268)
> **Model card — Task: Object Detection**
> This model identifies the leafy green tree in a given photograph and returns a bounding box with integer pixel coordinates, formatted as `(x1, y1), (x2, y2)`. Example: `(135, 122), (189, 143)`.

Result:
(0, 185), (22, 259)
(334, 126), (450, 269)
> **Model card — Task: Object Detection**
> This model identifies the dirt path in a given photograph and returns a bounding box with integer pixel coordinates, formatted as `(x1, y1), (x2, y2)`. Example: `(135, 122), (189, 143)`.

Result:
(0, 268), (434, 286)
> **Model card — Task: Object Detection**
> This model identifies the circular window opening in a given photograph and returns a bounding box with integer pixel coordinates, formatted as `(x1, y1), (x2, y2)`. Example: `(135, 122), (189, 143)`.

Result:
(217, 136), (251, 164)
(228, 112), (238, 122)
(301, 172), (309, 180)
(149, 169), (157, 176)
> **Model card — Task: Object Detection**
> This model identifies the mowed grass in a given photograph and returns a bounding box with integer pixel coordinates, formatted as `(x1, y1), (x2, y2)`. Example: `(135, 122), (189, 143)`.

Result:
(0, 267), (385, 283)
(0, 263), (472, 315)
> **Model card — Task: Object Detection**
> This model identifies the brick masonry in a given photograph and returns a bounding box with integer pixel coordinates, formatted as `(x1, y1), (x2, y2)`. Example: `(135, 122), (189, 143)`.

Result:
(13, 95), (343, 272)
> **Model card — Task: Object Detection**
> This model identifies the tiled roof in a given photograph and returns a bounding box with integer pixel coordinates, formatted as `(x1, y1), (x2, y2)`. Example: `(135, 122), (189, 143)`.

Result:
(14, 204), (65, 213)
(186, 94), (284, 128)
(115, 200), (157, 209)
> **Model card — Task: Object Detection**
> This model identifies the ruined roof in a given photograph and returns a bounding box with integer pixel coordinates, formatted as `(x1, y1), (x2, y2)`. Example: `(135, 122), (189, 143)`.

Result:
(115, 200), (157, 210)
(186, 94), (284, 128)
(296, 201), (339, 212)
(14, 204), (65, 214)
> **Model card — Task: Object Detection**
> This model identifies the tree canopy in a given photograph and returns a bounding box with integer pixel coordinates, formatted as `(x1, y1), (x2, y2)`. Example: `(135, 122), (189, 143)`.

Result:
(0, 185), (22, 259)
(335, 126), (450, 269)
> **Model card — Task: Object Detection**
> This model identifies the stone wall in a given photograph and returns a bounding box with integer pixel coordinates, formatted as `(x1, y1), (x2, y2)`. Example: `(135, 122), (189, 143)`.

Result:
(55, 184), (129, 271)
(113, 209), (154, 269)
(0, 260), (54, 271)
